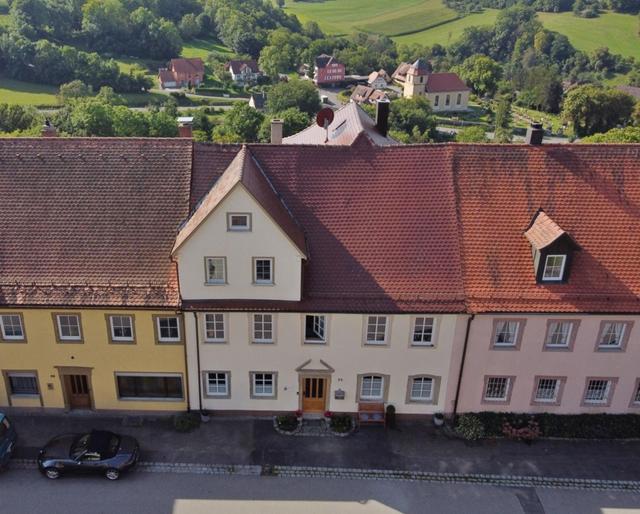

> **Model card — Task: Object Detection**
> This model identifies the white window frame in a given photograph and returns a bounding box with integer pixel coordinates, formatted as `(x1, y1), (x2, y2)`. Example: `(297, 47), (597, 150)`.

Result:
(204, 313), (226, 343)
(542, 254), (566, 282)
(0, 314), (24, 340)
(534, 378), (560, 403)
(253, 314), (274, 344)
(411, 317), (435, 346)
(227, 212), (251, 232)
(304, 314), (326, 343)
(584, 379), (612, 404)
(156, 316), (180, 343)
(365, 315), (388, 345)
(56, 314), (82, 341)
(206, 372), (229, 397)
(545, 321), (572, 348)
(253, 257), (274, 285)
(484, 377), (511, 402)
(205, 257), (226, 285)
(493, 321), (519, 347)
(7, 372), (39, 397)
(410, 377), (434, 402)
(598, 322), (626, 349)
(109, 315), (134, 342)
(360, 375), (384, 401)
(252, 372), (275, 398)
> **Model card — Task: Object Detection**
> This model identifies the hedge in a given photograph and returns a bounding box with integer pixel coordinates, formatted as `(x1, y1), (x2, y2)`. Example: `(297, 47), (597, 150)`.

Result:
(463, 412), (640, 439)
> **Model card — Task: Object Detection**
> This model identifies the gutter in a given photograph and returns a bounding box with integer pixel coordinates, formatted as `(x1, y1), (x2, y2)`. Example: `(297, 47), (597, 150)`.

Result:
(452, 313), (474, 419)
(192, 311), (203, 413)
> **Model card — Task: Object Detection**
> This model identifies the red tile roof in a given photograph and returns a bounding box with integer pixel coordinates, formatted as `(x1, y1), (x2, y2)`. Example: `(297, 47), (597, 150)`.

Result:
(0, 138), (192, 308)
(524, 210), (567, 250)
(190, 138), (466, 313)
(174, 146), (307, 257)
(425, 73), (469, 93)
(453, 144), (640, 313)
(170, 58), (205, 74)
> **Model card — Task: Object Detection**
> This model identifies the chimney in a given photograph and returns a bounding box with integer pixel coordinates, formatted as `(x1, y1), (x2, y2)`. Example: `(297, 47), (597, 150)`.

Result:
(525, 122), (544, 145)
(375, 99), (390, 138)
(41, 119), (57, 137)
(177, 116), (194, 138)
(271, 119), (284, 144)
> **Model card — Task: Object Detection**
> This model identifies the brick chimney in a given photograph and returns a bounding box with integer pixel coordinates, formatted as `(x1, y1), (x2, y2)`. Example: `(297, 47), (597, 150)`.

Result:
(41, 120), (57, 137)
(375, 99), (390, 138)
(177, 116), (194, 138)
(525, 122), (544, 145)
(271, 119), (284, 144)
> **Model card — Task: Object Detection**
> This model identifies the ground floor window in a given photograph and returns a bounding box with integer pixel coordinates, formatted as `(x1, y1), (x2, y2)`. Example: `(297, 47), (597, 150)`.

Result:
(584, 379), (612, 404)
(484, 376), (511, 402)
(251, 372), (276, 398)
(7, 372), (39, 396)
(409, 376), (434, 402)
(116, 374), (183, 400)
(360, 375), (384, 401)
(534, 378), (560, 403)
(205, 372), (230, 398)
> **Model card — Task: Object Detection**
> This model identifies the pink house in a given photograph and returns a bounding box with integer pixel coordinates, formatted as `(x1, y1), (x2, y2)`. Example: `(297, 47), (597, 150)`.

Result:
(313, 54), (345, 86)
(451, 130), (640, 415)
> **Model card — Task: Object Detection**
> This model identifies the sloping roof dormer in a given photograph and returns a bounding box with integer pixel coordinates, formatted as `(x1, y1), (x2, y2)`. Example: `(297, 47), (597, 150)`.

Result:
(172, 145), (307, 257)
(524, 210), (579, 284)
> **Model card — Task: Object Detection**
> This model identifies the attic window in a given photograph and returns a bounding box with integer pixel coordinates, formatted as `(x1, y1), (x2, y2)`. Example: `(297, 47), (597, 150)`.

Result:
(542, 255), (566, 281)
(227, 213), (251, 231)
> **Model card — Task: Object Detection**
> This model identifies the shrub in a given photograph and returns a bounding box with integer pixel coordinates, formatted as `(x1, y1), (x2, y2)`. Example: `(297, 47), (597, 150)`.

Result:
(330, 414), (353, 433)
(502, 415), (540, 441)
(173, 411), (201, 432)
(456, 413), (485, 440)
(276, 414), (299, 432)
(385, 404), (396, 429)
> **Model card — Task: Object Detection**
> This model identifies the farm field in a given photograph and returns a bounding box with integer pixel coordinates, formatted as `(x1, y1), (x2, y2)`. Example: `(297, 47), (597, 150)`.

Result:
(537, 11), (640, 60)
(0, 77), (59, 106)
(284, 0), (459, 36)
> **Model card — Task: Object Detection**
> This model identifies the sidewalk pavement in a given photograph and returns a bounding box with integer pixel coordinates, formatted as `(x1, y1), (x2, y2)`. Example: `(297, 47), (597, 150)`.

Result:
(7, 411), (640, 482)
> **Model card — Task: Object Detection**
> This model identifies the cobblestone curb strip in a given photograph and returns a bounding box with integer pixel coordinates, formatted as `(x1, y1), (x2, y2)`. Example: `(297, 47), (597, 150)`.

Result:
(9, 459), (640, 492)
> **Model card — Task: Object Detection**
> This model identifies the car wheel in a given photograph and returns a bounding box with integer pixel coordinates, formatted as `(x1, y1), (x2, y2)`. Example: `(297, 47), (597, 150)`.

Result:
(105, 468), (120, 481)
(44, 468), (60, 480)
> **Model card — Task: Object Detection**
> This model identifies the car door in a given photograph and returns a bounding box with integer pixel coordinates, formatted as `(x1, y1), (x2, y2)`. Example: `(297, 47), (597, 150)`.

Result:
(77, 452), (104, 474)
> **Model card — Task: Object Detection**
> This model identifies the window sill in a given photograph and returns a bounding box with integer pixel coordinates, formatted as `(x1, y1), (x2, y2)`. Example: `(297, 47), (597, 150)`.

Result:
(9, 393), (39, 399)
(0, 339), (27, 344)
(157, 340), (183, 345)
(253, 282), (275, 287)
(304, 340), (326, 345)
(492, 345), (518, 350)
(543, 345), (571, 351)
(203, 340), (227, 344)
(57, 339), (83, 344)
(596, 346), (623, 351)
(253, 341), (275, 345)
(204, 282), (227, 286)
(364, 342), (388, 347)
(109, 340), (136, 345)
(410, 343), (435, 348)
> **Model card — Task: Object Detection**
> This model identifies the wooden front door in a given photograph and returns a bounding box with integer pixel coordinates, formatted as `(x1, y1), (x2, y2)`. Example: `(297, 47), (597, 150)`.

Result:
(301, 376), (327, 413)
(64, 374), (92, 409)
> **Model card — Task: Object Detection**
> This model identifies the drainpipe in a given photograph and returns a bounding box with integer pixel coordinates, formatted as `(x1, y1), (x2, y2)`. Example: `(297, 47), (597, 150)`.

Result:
(452, 314), (474, 419)
(192, 311), (203, 413)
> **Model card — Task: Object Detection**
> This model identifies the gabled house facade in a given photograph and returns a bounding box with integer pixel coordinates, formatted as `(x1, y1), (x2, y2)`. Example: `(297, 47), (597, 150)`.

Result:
(367, 69), (389, 90)
(313, 54), (345, 86)
(226, 60), (261, 85)
(402, 59), (470, 111)
(158, 58), (205, 89)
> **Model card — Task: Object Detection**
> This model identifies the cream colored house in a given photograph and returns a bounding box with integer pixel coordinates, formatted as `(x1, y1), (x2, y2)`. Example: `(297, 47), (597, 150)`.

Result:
(402, 59), (470, 112)
(172, 143), (469, 417)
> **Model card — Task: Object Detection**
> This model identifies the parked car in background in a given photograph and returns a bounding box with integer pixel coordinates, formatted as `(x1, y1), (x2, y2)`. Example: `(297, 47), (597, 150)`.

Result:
(37, 430), (139, 480)
(0, 413), (17, 468)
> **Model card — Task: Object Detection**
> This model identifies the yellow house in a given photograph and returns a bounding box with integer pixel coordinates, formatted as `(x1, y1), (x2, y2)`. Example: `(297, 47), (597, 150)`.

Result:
(0, 138), (194, 413)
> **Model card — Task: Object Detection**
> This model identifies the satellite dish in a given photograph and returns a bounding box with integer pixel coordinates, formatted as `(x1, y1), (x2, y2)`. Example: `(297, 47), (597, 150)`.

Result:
(316, 108), (334, 128)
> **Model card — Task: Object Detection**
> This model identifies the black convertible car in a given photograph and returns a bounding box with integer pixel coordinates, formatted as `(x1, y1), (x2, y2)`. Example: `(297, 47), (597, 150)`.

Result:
(37, 430), (139, 480)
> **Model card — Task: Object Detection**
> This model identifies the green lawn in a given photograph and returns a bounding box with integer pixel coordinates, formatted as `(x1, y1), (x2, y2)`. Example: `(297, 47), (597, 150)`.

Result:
(392, 9), (498, 46)
(283, 0), (459, 36)
(0, 77), (59, 106)
(537, 11), (640, 60)
(181, 38), (231, 59)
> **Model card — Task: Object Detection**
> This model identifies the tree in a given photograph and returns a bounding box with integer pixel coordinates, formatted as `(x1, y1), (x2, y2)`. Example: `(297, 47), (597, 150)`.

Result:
(518, 65), (563, 113)
(111, 105), (149, 136)
(148, 110), (179, 137)
(454, 54), (502, 97)
(0, 103), (40, 132)
(456, 125), (488, 142)
(57, 80), (93, 103)
(389, 96), (436, 138)
(258, 106), (309, 141)
(267, 79), (321, 117)
(214, 102), (264, 142)
(561, 85), (636, 137)
(178, 13), (201, 40)
(68, 98), (115, 136)
(493, 94), (513, 143)
(82, 0), (132, 53)
(580, 126), (640, 142)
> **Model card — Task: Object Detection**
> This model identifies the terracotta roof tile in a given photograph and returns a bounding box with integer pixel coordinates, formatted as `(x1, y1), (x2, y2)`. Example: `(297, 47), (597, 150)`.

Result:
(170, 58), (204, 74)
(425, 73), (469, 93)
(524, 210), (567, 250)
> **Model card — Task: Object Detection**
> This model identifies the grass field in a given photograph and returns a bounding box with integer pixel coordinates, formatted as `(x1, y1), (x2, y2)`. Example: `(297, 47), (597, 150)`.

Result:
(0, 77), (59, 106)
(181, 38), (231, 59)
(393, 9), (499, 46)
(537, 11), (640, 60)
(284, 0), (459, 36)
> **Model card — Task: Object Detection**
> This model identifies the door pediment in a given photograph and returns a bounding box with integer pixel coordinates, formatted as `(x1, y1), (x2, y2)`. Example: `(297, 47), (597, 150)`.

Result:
(295, 359), (334, 374)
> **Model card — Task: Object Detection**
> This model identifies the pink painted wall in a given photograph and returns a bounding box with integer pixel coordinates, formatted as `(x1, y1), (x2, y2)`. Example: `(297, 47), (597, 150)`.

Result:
(457, 314), (640, 414)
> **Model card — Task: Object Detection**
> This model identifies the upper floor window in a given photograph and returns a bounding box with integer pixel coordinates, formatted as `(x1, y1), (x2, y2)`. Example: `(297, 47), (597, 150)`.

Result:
(304, 314), (326, 344)
(253, 258), (274, 285)
(253, 314), (274, 343)
(55, 314), (82, 342)
(545, 321), (575, 349)
(597, 321), (631, 350)
(365, 316), (388, 345)
(227, 213), (251, 232)
(542, 254), (566, 281)
(492, 320), (521, 348)
(108, 315), (134, 343)
(204, 313), (225, 343)
(205, 257), (226, 285)
(412, 317), (434, 346)
(0, 314), (24, 341)
(156, 316), (180, 343)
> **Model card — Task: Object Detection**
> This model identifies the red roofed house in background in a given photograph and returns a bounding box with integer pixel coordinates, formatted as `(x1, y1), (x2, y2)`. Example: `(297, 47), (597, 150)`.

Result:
(403, 58), (470, 112)
(313, 54), (345, 86)
(158, 58), (205, 89)
(225, 60), (262, 85)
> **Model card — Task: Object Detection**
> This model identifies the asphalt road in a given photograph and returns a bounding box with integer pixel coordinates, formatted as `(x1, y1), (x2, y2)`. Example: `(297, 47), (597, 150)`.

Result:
(1, 469), (639, 514)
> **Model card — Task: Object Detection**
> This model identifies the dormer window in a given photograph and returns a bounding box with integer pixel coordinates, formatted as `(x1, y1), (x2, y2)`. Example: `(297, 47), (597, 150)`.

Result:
(227, 213), (251, 231)
(542, 254), (566, 282)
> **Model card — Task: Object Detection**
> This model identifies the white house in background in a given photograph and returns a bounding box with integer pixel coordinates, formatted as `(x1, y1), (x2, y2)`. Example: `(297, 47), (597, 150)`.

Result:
(172, 142), (468, 417)
(225, 60), (262, 85)
(367, 69), (390, 90)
